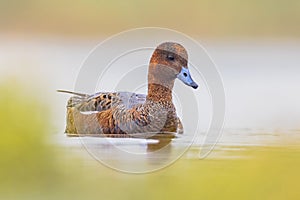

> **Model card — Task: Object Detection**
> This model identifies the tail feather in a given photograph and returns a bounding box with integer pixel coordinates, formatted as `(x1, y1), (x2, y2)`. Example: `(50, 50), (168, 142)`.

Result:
(57, 90), (89, 97)
(57, 89), (90, 108)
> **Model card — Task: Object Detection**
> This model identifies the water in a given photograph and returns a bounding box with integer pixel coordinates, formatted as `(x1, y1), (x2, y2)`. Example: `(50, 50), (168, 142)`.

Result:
(1, 37), (300, 200)
(1, 36), (300, 162)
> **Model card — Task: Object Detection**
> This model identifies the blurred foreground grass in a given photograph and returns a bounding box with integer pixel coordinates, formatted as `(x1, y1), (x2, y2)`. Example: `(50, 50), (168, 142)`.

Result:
(0, 81), (300, 200)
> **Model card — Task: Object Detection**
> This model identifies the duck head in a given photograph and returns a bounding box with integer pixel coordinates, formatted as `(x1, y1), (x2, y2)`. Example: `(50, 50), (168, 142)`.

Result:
(148, 42), (198, 91)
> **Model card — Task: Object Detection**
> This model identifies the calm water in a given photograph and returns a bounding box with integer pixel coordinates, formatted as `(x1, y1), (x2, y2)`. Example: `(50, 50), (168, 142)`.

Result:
(1, 37), (300, 166)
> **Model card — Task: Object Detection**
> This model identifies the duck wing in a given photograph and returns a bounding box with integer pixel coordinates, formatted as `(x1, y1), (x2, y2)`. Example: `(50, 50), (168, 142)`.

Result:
(57, 90), (146, 113)
(58, 90), (182, 135)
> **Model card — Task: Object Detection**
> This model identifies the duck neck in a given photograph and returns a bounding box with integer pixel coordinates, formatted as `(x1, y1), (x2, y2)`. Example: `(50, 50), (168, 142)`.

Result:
(147, 63), (176, 102)
(147, 82), (174, 102)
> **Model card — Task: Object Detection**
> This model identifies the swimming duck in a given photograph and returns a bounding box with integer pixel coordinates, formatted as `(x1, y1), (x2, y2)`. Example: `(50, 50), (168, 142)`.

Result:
(58, 42), (198, 137)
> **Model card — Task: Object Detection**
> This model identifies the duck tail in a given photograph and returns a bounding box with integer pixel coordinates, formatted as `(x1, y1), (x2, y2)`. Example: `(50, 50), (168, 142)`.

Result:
(56, 90), (88, 97)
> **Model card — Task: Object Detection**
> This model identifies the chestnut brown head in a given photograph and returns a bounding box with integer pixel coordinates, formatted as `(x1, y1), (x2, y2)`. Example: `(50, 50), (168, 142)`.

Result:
(149, 42), (198, 89)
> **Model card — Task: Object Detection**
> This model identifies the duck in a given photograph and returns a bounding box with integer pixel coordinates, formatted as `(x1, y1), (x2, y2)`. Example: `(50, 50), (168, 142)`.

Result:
(58, 42), (198, 137)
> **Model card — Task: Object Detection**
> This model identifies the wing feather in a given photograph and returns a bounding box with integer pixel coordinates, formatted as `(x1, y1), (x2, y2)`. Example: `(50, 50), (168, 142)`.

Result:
(58, 90), (146, 113)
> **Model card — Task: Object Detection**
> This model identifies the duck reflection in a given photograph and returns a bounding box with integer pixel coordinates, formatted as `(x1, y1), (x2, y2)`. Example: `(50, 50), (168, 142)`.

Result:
(146, 133), (175, 152)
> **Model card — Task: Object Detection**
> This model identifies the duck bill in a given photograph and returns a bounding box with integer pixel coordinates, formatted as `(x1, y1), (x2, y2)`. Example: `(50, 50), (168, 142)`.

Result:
(177, 67), (198, 89)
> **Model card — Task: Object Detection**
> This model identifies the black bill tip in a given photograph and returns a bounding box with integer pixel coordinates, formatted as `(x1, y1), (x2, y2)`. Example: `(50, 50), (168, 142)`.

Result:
(191, 82), (198, 89)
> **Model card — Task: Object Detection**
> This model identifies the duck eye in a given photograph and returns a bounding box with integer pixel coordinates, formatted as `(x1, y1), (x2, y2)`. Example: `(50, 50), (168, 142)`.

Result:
(167, 54), (175, 61)
(183, 72), (187, 77)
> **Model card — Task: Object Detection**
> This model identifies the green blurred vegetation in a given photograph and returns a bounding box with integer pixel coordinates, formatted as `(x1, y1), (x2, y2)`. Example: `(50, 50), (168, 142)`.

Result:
(0, 80), (300, 199)
(0, 81), (63, 199)
(0, 0), (300, 37)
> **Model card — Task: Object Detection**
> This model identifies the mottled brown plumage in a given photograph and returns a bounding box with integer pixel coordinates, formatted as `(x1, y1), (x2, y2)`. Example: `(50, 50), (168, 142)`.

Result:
(59, 42), (198, 137)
